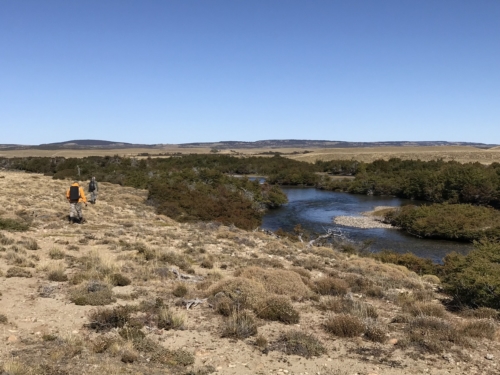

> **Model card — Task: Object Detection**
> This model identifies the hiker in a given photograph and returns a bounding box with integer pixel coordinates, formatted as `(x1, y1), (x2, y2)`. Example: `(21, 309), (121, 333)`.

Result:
(88, 176), (98, 204)
(66, 181), (87, 224)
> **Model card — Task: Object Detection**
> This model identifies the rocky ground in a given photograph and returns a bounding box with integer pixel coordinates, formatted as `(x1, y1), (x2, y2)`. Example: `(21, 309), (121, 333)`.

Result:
(0, 171), (499, 375)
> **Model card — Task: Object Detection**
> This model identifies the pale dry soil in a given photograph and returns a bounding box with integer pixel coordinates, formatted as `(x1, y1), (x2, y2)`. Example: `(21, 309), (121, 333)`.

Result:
(0, 171), (499, 375)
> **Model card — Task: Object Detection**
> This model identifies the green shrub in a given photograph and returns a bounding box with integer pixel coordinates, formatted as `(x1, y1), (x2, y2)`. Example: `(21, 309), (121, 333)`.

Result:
(441, 241), (500, 309)
(370, 250), (439, 275)
(385, 203), (500, 242)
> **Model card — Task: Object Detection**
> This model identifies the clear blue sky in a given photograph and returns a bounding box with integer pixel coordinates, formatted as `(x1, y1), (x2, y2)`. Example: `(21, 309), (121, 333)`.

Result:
(1, 1), (499, 145)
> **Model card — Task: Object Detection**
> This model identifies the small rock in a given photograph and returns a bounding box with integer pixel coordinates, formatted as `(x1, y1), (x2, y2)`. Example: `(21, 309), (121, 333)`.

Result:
(72, 330), (79, 334)
(485, 354), (494, 360)
(7, 335), (18, 343)
(388, 338), (398, 345)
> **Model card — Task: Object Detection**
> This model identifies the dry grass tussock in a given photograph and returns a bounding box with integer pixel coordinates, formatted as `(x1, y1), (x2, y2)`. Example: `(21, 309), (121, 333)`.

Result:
(235, 266), (312, 300)
(1, 170), (500, 375)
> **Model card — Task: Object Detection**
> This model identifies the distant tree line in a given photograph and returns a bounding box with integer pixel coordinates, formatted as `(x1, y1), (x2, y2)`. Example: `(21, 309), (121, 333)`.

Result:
(318, 158), (500, 208)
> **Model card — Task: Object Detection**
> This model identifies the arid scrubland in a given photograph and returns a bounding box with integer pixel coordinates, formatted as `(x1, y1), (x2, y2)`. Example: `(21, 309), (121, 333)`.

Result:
(1, 171), (500, 375)
(287, 146), (500, 164)
(2, 145), (500, 165)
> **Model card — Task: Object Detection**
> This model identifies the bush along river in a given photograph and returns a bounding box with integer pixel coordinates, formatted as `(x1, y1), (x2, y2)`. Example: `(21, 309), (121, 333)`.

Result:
(261, 187), (472, 263)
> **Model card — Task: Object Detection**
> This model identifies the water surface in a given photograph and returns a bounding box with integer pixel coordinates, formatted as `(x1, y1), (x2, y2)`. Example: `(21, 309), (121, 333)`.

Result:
(262, 187), (472, 262)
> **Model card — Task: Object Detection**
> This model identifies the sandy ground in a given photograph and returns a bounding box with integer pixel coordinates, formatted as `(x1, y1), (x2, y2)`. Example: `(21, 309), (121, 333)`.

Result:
(0, 171), (499, 375)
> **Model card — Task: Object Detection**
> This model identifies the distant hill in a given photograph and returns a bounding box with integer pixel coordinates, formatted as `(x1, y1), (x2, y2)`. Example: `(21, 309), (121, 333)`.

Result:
(34, 139), (161, 150)
(1, 139), (498, 151)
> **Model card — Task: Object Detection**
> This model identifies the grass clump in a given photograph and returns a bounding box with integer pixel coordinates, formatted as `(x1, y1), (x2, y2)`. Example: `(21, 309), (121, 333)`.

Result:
(47, 265), (68, 282)
(207, 277), (266, 310)
(235, 266), (312, 300)
(272, 330), (326, 358)
(0, 233), (15, 245)
(402, 301), (447, 318)
(87, 305), (135, 331)
(460, 319), (496, 340)
(157, 307), (185, 330)
(48, 248), (65, 259)
(133, 337), (195, 367)
(6, 266), (32, 278)
(4, 251), (35, 267)
(313, 276), (349, 296)
(364, 324), (387, 343)
(221, 309), (258, 339)
(22, 238), (39, 250)
(0, 217), (29, 231)
(109, 272), (131, 286)
(461, 307), (499, 320)
(319, 297), (378, 319)
(0, 314), (7, 324)
(324, 314), (365, 338)
(256, 295), (300, 324)
(200, 257), (214, 269)
(399, 316), (469, 354)
(173, 283), (188, 297)
(69, 280), (116, 306)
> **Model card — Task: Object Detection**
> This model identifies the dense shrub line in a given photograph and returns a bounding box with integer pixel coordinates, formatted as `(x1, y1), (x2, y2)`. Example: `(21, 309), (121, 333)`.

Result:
(384, 203), (500, 241)
(319, 158), (500, 208)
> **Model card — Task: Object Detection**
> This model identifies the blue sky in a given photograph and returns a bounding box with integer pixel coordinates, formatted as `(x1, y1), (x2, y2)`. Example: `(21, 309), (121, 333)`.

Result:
(1, 0), (499, 145)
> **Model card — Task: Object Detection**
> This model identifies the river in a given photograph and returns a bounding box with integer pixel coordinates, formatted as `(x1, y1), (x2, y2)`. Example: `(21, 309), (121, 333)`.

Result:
(261, 187), (472, 263)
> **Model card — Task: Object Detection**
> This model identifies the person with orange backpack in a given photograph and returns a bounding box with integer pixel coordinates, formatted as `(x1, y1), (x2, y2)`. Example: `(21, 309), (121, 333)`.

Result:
(66, 181), (87, 224)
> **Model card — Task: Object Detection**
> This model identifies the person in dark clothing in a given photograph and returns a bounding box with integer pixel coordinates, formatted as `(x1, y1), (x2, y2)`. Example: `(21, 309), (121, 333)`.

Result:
(88, 176), (98, 204)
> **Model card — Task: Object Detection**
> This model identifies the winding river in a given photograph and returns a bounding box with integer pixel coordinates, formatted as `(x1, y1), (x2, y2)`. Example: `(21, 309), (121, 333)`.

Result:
(261, 187), (472, 263)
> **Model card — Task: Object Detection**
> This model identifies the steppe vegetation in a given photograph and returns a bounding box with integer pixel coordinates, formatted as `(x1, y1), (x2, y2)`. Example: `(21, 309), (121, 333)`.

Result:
(0, 169), (500, 374)
(0, 155), (500, 375)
